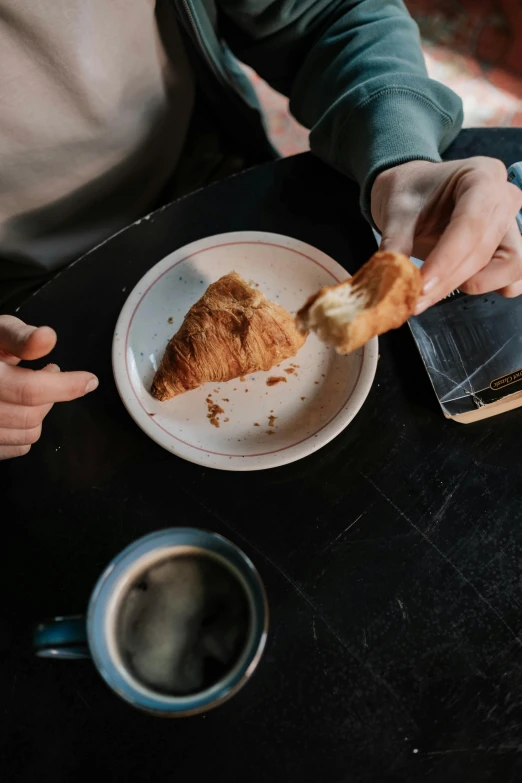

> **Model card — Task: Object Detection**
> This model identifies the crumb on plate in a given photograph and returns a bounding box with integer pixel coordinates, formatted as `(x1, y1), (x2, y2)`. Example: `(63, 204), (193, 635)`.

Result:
(267, 376), (287, 387)
(206, 398), (224, 428)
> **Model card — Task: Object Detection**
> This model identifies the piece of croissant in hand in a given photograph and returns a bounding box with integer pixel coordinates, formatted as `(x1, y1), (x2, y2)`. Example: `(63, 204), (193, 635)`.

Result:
(151, 272), (307, 401)
(295, 251), (422, 355)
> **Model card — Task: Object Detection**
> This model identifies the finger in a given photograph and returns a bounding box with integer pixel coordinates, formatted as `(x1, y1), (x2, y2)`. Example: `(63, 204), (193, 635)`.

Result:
(417, 189), (522, 313)
(0, 424), (42, 447)
(421, 175), (521, 299)
(460, 222), (522, 295)
(0, 400), (52, 429)
(415, 231), (499, 314)
(0, 316), (57, 364)
(36, 362), (59, 417)
(0, 444), (31, 460)
(498, 279), (522, 298)
(0, 363), (58, 431)
(42, 362), (60, 375)
(0, 364), (98, 406)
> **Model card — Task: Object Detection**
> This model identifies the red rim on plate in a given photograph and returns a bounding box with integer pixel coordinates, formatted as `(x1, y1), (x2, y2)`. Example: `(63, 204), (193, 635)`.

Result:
(112, 232), (377, 471)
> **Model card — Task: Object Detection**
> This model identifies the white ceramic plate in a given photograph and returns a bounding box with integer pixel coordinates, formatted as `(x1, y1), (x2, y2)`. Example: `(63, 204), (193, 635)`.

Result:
(113, 232), (378, 471)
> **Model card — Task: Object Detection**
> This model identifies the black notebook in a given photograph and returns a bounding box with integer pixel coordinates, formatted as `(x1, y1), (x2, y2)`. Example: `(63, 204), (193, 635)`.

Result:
(409, 290), (522, 423)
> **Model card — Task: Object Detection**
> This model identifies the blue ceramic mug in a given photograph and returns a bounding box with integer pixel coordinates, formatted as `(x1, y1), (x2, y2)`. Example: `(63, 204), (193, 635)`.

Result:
(34, 529), (268, 716)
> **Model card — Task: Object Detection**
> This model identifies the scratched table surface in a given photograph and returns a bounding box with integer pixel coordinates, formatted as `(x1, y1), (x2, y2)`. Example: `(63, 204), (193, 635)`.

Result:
(3, 130), (522, 783)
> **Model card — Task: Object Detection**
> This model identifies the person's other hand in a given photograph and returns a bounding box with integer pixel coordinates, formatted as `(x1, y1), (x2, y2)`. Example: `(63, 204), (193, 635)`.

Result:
(371, 157), (522, 314)
(0, 315), (98, 459)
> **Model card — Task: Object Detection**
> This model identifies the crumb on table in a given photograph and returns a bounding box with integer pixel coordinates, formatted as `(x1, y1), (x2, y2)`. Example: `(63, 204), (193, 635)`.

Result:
(301, 396), (306, 401)
(167, 316), (173, 324)
(284, 368), (296, 375)
(268, 415), (277, 428)
(222, 398), (229, 402)
(266, 430), (275, 435)
(240, 376), (246, 382)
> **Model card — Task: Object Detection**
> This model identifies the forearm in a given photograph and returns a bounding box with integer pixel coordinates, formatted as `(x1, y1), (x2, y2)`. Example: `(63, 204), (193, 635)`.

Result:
(292, 1), (463, 219)
(219, 0), (463, 219)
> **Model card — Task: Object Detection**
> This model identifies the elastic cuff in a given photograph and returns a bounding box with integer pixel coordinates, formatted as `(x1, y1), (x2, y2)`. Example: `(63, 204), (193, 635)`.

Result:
(334, 89), (461, 226)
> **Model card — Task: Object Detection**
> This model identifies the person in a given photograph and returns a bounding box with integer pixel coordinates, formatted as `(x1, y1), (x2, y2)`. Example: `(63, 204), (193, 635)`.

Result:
(1, 0), (521, 460)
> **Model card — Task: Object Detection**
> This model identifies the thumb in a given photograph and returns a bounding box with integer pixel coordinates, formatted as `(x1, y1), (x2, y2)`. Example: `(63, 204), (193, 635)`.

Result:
(378, 216), (416, 258)
(0, 315), (57, 365)
(372, 177), (417, 258)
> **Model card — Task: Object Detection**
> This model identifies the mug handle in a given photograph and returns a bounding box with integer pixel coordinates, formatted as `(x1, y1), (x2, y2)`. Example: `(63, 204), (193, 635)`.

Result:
(34, 615), (90, 660)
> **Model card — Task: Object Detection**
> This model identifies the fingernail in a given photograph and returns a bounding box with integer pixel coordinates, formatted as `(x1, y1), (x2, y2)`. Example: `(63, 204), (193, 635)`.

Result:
(414, 298), (430, 316)
(44, 363), (60, 373)
(85, 378), (99, 394)
(422, 276), (439, 295)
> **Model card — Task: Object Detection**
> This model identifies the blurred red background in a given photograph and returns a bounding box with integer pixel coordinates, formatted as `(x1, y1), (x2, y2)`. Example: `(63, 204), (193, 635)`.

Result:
(248, 0), (522, 155)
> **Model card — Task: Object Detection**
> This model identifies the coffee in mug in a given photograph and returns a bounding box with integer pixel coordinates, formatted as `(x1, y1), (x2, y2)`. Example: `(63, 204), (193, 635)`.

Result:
(116, 553), (249, 695)
(34, 529), (268, 716)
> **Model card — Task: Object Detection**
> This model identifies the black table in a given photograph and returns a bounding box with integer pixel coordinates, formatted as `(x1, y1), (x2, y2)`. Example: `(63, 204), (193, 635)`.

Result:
(3, 130), (522, 783)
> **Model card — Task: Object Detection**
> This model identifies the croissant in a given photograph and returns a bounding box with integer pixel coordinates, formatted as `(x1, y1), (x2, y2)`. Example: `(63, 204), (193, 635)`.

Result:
(151, 272), (307, 400)
(296, 251), (422, 355)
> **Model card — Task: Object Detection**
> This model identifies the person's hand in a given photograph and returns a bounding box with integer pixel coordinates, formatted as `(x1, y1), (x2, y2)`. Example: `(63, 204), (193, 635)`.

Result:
(0, 315), (98, 460)
(371, 157), (522, 314)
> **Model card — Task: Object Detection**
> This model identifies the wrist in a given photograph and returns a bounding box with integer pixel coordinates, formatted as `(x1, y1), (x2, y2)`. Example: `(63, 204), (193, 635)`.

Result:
(373, 159), (439, 190)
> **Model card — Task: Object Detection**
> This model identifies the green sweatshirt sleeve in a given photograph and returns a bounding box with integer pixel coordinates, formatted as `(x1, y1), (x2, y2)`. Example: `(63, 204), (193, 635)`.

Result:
(217, 0), (463, 222)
